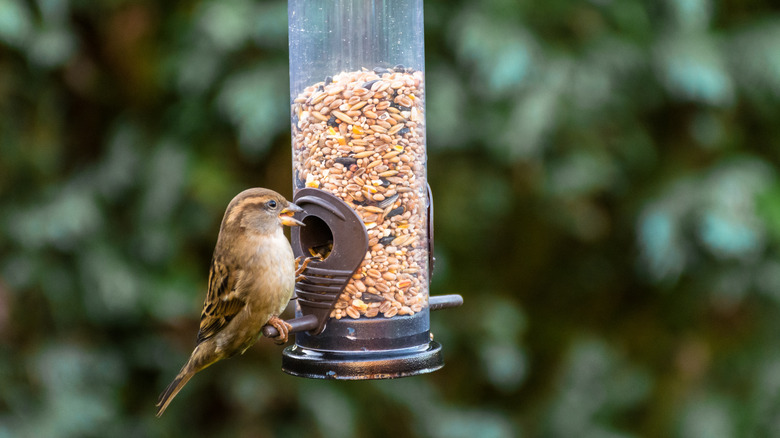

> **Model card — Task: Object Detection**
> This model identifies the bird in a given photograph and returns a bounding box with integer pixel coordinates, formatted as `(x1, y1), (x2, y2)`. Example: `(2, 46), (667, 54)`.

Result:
(156, 188), (304, 417)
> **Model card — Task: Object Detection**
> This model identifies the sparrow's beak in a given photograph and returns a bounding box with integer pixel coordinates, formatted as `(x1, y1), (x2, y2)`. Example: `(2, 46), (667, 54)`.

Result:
(279, 202), (305, 227)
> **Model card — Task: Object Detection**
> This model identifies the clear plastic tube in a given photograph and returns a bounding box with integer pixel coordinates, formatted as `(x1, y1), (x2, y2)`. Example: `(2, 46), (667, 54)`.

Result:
(289, 0), (429, 321)
(289, 0), (424, 98)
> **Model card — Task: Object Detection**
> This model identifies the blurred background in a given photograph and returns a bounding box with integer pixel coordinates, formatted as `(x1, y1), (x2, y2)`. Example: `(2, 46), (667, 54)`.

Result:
(2, 0), (780, 436)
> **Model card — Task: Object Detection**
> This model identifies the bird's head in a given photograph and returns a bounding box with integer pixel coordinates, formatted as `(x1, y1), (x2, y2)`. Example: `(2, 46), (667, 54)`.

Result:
(222, 188), (304, 233)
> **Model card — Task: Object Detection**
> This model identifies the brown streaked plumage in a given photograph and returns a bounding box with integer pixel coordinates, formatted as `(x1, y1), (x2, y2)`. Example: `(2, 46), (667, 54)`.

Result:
(156, 188), (303, 417)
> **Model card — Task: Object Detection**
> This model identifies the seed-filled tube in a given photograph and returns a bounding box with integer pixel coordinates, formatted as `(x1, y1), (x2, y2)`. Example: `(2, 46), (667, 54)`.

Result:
(289, 0), (429, 321)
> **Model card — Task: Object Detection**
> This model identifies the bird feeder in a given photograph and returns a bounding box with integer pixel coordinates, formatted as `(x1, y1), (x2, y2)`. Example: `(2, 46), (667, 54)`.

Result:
(263, 0), (462, 379)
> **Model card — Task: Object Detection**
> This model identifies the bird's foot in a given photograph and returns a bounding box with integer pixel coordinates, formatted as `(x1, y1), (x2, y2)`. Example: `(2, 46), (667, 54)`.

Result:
(294, 256), (315, 282)
(268, 315), (293, 345)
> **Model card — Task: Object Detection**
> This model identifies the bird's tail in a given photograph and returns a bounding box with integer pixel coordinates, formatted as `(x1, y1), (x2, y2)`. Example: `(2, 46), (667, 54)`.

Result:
(156, 365), (194, 417)
(156, 348), (217, 417)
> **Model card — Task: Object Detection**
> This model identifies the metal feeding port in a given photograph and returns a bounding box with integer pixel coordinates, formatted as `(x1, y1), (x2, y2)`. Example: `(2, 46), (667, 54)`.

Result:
(259, 0), (463, 379)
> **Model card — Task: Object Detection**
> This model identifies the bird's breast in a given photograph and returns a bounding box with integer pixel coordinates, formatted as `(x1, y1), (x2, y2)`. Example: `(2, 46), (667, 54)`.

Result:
(244, 230), (295, 313)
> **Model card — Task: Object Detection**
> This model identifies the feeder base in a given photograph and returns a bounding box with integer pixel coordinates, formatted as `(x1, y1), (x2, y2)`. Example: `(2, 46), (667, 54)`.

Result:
(281, 341), (443, 380)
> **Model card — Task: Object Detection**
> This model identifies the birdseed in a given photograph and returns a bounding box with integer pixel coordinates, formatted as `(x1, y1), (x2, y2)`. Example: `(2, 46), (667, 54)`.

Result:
(292, 68), (429, 319)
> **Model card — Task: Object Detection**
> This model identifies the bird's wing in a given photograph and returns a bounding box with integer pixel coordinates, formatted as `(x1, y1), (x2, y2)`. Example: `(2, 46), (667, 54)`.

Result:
(196, 255), (246, 344)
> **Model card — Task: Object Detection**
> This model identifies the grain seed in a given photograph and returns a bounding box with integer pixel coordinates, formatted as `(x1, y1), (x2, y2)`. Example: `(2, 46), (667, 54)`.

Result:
(332, 110), (355, 124)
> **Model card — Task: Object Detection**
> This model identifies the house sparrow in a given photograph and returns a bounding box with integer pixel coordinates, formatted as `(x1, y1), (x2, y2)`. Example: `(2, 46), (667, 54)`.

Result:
(156, 188), (304, 417)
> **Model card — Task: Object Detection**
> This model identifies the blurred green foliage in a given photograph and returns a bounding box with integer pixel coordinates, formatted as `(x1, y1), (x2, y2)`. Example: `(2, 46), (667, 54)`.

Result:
(2, 0), (780, 436)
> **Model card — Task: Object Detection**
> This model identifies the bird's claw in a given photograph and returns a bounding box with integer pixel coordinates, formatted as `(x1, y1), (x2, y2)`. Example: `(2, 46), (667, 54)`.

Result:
(268, 315), (293, 344)
(294, 256), (316, 282)
(294, 255), (312, 274)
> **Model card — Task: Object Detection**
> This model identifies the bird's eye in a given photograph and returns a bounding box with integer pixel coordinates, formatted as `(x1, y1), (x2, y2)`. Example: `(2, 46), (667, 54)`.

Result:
(266, 200), (277, 209)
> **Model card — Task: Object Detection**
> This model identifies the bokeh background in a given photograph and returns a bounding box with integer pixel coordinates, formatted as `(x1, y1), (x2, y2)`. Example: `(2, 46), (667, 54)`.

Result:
(2, 0), (780, 436)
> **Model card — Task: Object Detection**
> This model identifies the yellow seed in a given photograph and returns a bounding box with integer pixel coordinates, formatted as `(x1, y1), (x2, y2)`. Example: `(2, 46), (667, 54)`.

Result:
(352, 299), (368, 312)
